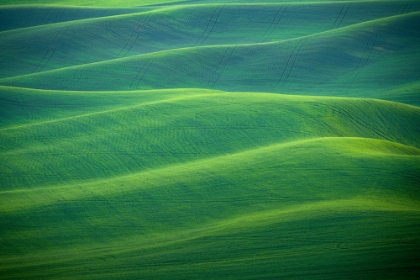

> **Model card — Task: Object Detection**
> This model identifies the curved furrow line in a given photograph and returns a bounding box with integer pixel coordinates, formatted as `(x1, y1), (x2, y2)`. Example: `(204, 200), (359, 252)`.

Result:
(212, 46), (236, 86)
(207, 46), (236, 87)
(402, 0), (415, 14)
(274, 38), (308, 90)
(122, 14), (150, 57)
(44, 7), (55, 27)
(345, 26), (379, 92)
(260, 5), (287, 43)
(337, 3), (350, 28)
(68, 64), (88, 91)
(206, 47), (229, 87)
(103, 18), (118, 39)
(130, 57), (156, 90)
(195, 5), (224, 46)
(116, 15), (143, 58)
(357, 28), (379, 70)
(332, 101), (393, 141)
(34, 26), (68, 73)
(117, 14), (151, 58)
(331, 3), (346, 30)
(194, 5), (221, 46)
(273, 43), (298, 91)
(65, 69), (98, 91)
(282, 38), (308, 86)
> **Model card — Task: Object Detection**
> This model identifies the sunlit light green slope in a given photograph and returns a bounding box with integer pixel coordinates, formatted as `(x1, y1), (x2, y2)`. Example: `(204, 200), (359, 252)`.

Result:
(1, 0), (420, 279)
(1, 87), (420, 279)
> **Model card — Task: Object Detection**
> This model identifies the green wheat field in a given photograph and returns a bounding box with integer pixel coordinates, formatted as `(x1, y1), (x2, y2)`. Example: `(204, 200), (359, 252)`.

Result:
(1, 0), (420, 279)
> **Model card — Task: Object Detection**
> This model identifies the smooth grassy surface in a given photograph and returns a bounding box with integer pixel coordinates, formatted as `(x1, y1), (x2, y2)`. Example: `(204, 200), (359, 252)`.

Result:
(1, 87), (420, 279)
(1, 136), (420, 279)
(0, 0), (185, 7)
(2, 2), (416, 77)
(0, 1), (419, 104)
(1, 1), (420, 279)
(2, 88), (420, 190)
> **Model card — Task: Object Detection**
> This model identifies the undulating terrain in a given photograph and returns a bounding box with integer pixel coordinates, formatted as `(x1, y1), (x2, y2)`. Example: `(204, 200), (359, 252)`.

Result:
(1, 1), (420, 279)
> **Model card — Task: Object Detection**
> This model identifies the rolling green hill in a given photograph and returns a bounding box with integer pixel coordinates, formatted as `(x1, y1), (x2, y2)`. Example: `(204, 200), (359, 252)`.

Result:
(1, 0), (420, 279)
(2, 2), (418, 79)
(0, 2), (419, 103)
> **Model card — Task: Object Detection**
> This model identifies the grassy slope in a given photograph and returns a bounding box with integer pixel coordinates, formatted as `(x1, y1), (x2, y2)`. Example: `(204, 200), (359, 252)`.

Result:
(1, 136), (419, 279)
(0, 0), (185, 7)
(0, 2), (419, 103)
(0, 6), (148, 32)
(0, 0), (415, 6)
(2, 2), (414, 77)
(1, 87), (420, 279)
(1, 0), (420, 279)
(1, 87), (420, 189)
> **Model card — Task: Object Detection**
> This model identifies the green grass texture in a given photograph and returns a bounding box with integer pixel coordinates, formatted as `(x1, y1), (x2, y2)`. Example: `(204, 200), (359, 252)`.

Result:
(0, 1), (419, 104)
(1, 1), (420, 279)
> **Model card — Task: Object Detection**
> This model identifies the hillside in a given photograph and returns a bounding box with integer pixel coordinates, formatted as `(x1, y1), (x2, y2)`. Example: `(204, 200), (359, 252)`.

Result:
(1, 1), (420, 279)
(0, 2), (419, 104)
(1, 137), (419, 279)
